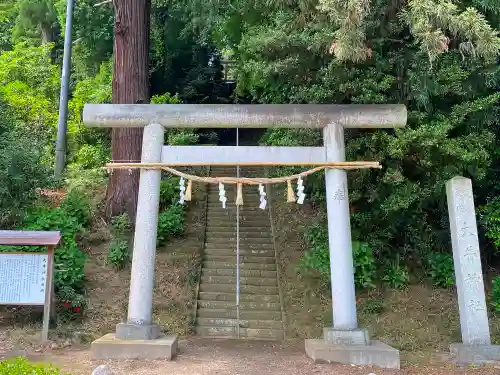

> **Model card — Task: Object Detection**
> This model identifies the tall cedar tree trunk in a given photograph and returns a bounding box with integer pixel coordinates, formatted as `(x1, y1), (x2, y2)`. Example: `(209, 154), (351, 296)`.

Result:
(105, 0), (151, 218)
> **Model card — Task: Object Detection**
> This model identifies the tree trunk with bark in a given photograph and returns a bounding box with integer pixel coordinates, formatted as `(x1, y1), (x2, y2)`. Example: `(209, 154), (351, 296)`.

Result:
(105, 0), (151, 219)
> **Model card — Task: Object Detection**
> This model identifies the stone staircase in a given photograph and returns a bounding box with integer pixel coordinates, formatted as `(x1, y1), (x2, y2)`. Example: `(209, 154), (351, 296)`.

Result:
(196, 167), (284, 340)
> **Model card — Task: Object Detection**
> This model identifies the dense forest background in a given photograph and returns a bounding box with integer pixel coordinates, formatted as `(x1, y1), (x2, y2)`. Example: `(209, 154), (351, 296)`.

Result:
(1, 0), (500, 300)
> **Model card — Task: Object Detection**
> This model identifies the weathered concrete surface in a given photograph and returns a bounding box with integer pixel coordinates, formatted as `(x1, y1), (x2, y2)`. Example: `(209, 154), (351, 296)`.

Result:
(115, 322), (161, 340)
(323, 123), (357, 329)
(323, 328), (370, 346)
(91, 333), (178, 360)
(450, 343), (500, 365)
(446, 176), (491, 346)
(127, 123), (164, 325)
(83, 104), (407, 129)
(305, 339), (400, 369)
(161, 146), (327, 165)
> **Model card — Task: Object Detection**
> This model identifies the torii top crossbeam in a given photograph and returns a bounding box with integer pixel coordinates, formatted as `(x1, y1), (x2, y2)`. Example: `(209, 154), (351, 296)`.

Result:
(83, 104), (407, 129)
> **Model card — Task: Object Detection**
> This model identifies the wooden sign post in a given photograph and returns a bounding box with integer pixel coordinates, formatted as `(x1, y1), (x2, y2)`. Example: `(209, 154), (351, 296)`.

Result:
(0, 230), (61, 343)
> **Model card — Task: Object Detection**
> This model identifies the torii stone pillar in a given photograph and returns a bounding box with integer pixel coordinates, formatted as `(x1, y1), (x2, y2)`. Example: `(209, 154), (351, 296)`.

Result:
(84, 104), (406, 367)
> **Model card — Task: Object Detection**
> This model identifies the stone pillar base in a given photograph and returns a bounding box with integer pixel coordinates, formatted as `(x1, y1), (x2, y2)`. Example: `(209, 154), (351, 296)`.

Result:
(305, 327), (400, 369)
(323, 327), (370, 345)
(305, 339), (400, 369)
(91, 333), (178, 360)
(116, 322), (161, 340)
(450, 343), (500, 365)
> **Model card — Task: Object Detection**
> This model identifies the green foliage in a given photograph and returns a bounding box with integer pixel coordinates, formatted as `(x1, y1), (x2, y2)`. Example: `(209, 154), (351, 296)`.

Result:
(72, 144), (110, 170)
(352, 241), (377, 289)
(382, 262), (410, 289)
(492, 276), (500, 312)
(59, 188), (92, 226)
(359, 299), (385, 315)
(0, 357), (68, 375)
(168, 131), (200, 145)
(301, 224), (330, 276)
(300, 223), (376, 289)
(107, 238), (130, 269)
(0, 43), (58, 139)
(480, 197), (500, 251)
(110, 213), (132, 237)
(21, 206), (87, 292)
(157, 204), (185, 247)
(151, 92), (182, 104)
(107, 214), (132, 269)
(160, 178), (181, 208)
(0, 126), (53, 226)
(57, 285), (87, 309)
(427, 252), (455, 288)
(14, 0), (58, 43)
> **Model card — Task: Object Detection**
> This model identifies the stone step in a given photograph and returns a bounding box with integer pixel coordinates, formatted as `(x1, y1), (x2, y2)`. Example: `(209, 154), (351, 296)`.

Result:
(206, 215), (269, 221)
(205, 237), (273, 244)
(197, 299), (281, 310)
(207, 211), (269, 216)
(205, 244), (274, 251)
(197, 308), (282, 321)
(201, 275), (278, 287)
(204, 231), (272, 238)
(205, 226), (270, 232)
(196, 326), (283, 340)
(203, 261), (276, 271)
(199, 283), (279, 295)
(202, 268), (277, 278)
(202, 255), (276, 264)
(206, 204), (264, 209)
(207, 202), (265, 207)
(198, 292), (280, 303)
(204, 248), (275, 257)
(196, 318), (283, 330)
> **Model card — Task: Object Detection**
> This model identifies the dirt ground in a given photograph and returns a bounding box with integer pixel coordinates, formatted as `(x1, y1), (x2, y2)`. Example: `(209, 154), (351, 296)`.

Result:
(16, 338), (500, 375)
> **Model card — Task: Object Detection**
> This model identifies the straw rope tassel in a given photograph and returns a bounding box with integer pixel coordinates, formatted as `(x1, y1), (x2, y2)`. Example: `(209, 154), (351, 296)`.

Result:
(235, 183), (244, 205)
(185, 180), (192, 201)
(287, 180), (296, 203)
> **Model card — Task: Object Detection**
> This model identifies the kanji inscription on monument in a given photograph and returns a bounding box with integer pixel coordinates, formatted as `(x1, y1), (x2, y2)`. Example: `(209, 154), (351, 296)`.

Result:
(446, 176), (491, 346)
(0, 253), (49, 305)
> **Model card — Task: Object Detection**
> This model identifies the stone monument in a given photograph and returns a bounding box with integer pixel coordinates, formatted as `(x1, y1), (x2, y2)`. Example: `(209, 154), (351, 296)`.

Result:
(446, 176), (500, 364)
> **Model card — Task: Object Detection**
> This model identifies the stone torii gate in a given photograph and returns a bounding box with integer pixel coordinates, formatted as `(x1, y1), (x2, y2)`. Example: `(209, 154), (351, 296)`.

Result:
(84, 104), (406, 368)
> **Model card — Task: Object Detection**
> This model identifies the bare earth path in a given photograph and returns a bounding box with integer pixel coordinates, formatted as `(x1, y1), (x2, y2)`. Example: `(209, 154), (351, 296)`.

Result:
(26, 338), (499, 375)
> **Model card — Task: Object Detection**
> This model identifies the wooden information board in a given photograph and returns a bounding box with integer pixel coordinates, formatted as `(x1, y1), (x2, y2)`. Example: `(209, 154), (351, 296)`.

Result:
(0, 230), (60, 343)
(0, 253), (49, 305)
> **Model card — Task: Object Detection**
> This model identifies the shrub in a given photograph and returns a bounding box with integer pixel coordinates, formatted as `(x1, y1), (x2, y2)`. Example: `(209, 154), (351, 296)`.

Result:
(352, 241), (377, 289)
(157, 204), (185, 247)
(160, 177), (181, 209)
(300, 223), (377, 289)
(492, 276), (500, 312)
(110, 213), (132, 236)
(0, 357), (68, 375)
(19, 206), (87, 292)
(359, 299), (385, 315)
(72, 143), (110, 170)
(107, 238), (130, 269)
(480, 196), (500, 252)
(168, 130), (199, 145)
(59, 188), (91, 226)
(0, 128), (53, 226)
(382, 262), (410, 289)
(427, 252), (455, 288)
(301, 224), (330, 276)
